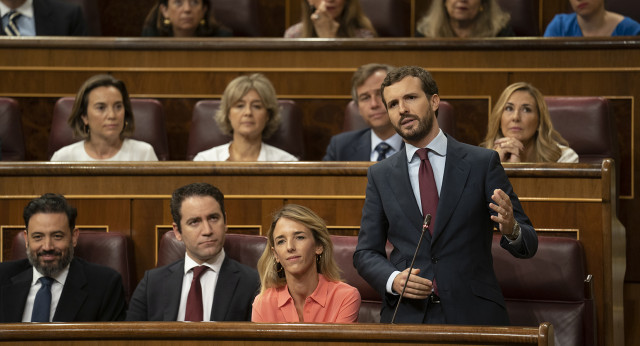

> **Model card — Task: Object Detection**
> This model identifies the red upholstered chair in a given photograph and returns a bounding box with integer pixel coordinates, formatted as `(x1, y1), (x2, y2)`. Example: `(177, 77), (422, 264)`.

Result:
(11, 231), (136, 302)
(47, 97), (170, 160)
(211, 0), (262, 37)
(359, 0), (410, 37)
(492, 235), (595, 346)
(157, 231), (267, 269)
(0, 97), (26, 161)
(607, 0), (640, 24)
(545, 96), (618, 164)
(496, 0), (540, 36)
(61, 0), (101, 36)
(186, 100), (305, 160)
(330, 235), (392, 323)
(343, 100), (456, 138)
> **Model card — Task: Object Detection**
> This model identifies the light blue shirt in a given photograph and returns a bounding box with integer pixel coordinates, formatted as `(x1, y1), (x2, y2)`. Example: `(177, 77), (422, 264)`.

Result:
(1, 0), (36, 36)
(370, 131), (403, 162)
(405, 129), (447, 215)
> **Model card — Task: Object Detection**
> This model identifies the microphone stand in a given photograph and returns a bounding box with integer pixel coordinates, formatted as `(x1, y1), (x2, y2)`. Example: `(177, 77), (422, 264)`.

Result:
(390, 214), (431, 324)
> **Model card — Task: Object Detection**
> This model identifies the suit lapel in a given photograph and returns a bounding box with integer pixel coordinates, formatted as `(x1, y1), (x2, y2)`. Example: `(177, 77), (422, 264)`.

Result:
(33, 0), (53, 36)
(1, 266), (32, 321)
(432, 137), (470, 243)
(210, 257), (239, 321)
(387, 147), (424, 235)
(351, 129), (372, 161)
(54, 259), (88, 321)
(163, 260), (184, 321)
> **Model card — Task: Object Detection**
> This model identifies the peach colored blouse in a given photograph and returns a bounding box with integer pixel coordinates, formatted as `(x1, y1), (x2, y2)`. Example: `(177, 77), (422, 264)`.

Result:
(252, 274), (361, 323)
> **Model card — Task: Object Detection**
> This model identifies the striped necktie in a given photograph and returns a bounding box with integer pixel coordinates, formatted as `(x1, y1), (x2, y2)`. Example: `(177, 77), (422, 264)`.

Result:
(4, 10), (21, 36)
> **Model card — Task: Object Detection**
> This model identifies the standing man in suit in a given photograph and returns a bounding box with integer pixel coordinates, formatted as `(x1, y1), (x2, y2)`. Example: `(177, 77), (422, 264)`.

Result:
(353, 66), (538, 325)
(1, 0), (86, 36)
(127, 182), (260, 321)
(323, 63), (403, 161)
(0, 193), (126, 322)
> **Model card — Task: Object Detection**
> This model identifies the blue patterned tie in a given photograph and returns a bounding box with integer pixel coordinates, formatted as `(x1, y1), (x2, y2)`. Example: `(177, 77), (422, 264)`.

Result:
(4, 10), (21, 36)
(31, 277), (54, 322)
(375, 142), (391, 161)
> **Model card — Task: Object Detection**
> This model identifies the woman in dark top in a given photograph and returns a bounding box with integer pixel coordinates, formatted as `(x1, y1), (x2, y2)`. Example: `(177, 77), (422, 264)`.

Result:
(416, 0), (514, 38)
(142, 0), (232, 37)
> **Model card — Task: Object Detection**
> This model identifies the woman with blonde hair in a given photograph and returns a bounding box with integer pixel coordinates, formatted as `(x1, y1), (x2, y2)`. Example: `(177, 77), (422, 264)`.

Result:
(193, 74), (298, 161)
(284, 0), (376, 38)
(416, 0), (514, 38)
(481, 82), (578, 163)
(252, 204), (361, 323)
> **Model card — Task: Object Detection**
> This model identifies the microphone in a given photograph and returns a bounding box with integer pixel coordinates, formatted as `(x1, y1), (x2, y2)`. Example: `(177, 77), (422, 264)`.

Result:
(391, 213), (431, 324)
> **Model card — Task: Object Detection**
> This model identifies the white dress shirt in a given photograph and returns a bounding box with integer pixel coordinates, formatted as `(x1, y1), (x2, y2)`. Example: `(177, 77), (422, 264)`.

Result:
(22, 264), (69, 322)
(176, 249), (225, 321)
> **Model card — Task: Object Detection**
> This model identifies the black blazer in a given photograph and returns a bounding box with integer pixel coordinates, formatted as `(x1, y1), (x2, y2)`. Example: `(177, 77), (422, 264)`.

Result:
(126, 256), (260, 321)
(323, 128), (372, 161)
(354, 134), (537, 325)
(0, 258), (127, 322)
(1, 0), (86, 36)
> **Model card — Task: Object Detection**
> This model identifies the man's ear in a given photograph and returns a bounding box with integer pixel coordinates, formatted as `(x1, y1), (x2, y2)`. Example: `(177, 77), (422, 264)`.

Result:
(71, 228), (80, 247)
(172, 223), (182, 241)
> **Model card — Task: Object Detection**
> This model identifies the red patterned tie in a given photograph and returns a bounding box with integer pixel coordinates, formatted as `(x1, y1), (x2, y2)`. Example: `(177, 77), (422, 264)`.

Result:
(185, 266), (207, 321)
(417, 148), (438, 233)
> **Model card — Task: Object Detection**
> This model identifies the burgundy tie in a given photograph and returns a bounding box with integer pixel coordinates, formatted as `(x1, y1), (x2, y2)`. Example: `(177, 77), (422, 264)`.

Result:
(185, 266), (207, 321)
(417, 148), (438, 234)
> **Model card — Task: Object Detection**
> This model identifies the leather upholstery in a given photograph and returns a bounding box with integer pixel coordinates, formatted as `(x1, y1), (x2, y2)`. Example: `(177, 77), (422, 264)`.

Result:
(47, 97), (170, 160)
(11, 230), (136, 302)
(496, 0), (540, 36)
(211, 0), (262, 37)
(492, 234), (595, 346)
(608, 0), (640, 24)
(545, 96), (617, 164)
(0, 97), (26, 161)
(157, 231), (267, 268)
(186, 99), (305, 160)
(359, 0), (410, 37)
(343, 100), (456, 138)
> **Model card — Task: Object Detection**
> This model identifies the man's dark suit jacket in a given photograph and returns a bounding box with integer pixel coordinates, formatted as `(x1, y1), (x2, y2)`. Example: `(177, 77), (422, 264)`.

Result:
(0, 257), (127, 322)
(1, 0), (86, 36)
(354, 134), (538, 325)
(323, 128), (372, 161)
(125, 256), (260, 321)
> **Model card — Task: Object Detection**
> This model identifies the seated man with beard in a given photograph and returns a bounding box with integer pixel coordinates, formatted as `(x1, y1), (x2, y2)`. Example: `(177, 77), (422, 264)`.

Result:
(0, 193), (126, 322)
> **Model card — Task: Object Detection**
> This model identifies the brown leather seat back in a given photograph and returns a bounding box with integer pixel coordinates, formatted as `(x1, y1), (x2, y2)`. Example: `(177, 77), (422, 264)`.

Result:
(492, 234), (595, 346)
(359, 0), (410, 37)
(211, 0), (262, 37)
(607, 0), (640, 23)
(61, 0), (101, 35)
(496, 0), (540, 36)
(0, 97), (26, 161)
(48, 97), (170, 160)
(12, 230), (135, 301)
(187, 99), (305, 160)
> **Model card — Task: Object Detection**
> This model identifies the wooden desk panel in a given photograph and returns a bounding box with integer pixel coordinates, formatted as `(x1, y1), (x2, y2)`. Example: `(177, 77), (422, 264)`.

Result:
(0, 161), (622, 345)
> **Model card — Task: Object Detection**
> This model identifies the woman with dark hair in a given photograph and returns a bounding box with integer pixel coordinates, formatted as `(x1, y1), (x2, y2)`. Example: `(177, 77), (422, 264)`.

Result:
(50, 74), (157, 161)
(252, 204), (361, 323)
(142, 0), (232, 37)
(285, 0), (376, 38)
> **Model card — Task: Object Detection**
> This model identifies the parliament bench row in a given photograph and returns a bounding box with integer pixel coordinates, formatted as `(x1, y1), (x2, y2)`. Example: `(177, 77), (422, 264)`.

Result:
(10, 230), (595, 345)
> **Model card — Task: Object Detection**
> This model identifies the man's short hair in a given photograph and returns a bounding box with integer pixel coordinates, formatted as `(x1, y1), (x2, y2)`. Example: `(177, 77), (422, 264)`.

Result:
(170, 182), (226, 232)
(351, 63), (395, 103)
(23, 193), (77, 231)
(380, 66), (439, 109)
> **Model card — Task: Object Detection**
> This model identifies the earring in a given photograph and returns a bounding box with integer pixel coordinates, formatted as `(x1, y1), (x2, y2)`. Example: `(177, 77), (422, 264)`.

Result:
(275, 260), (285, 278)
(480, 5), (484, 12)
(316, 253), (322, 264)
(200, 19), (206, 26)
(163, 18), (171, 26)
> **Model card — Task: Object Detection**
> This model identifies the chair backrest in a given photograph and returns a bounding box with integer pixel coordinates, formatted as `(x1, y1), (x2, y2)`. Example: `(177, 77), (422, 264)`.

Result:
(0, 97), (26, 161)
(157, 231), (267, 268)
(492, 234), (595, 346)
(47, 97), (170, 160)
(186, 99), (305, 160)
(61, 0), (101, 36)
(545, 96), (617, 164)
(607, 0), (640, 24)
(210, 0), (262, 37)
(359, 0), (410, 37)
(343, 100), (456, 137)
(12, 230), (136, 302)
(496, 0), (540, 36)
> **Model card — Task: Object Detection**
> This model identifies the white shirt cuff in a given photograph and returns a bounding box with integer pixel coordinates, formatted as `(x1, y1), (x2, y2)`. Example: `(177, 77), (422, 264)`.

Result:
(386, 270), (401, 295)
